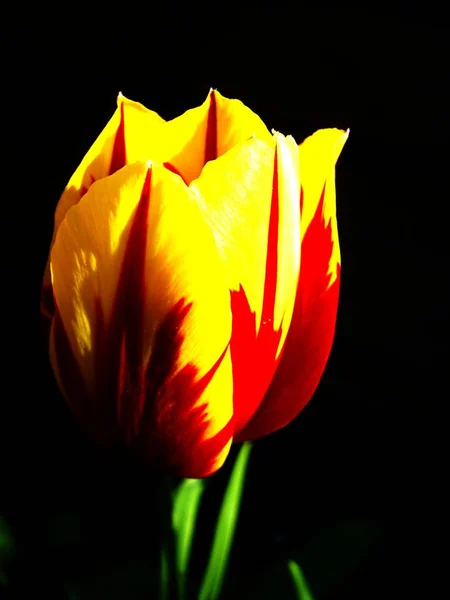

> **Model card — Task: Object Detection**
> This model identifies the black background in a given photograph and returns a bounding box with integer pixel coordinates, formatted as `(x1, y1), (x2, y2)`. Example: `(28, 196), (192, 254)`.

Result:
(1, 3), (448, 599)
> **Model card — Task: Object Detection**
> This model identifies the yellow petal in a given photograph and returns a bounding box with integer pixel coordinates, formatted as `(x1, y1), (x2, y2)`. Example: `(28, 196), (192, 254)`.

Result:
(41, 95), (166, 314)
(50, 161), (233, 477)
(213, 89), (273, 161)
(299, 128), (349, 286)
(159, 89), (273, 184)
(54, 95), (165, 241)
(190, 133), (301, 434)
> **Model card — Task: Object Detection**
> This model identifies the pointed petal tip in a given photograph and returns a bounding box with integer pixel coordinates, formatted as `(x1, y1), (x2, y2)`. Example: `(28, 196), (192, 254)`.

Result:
(340, 127), (350, 150)
(208, 88), (224, 101)
(272, 130), (297, 146)
(272, 130), (299, 148)
(271, 130), (285, 144)
(116, 91), (133, 105)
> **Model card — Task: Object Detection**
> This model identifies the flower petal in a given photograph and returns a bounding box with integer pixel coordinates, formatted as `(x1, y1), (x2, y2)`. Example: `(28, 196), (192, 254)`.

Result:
(50, 161), (233, 477)
(236, 128), (349, 440)
(54, 95), (166, 243)
(160, 89), (272, 184)
(41, 94), (166, 316)
(191, 133), (301, 435)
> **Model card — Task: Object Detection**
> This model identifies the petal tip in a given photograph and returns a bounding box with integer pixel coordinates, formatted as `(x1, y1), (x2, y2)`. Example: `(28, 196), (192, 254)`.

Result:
(339, 128), (350, 152)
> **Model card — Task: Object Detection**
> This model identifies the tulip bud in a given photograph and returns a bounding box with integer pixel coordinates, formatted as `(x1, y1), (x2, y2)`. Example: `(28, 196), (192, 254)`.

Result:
(42, 90), (347, 476)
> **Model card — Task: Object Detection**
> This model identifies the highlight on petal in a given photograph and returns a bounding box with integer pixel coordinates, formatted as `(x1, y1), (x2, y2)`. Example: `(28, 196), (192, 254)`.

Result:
(236, 128), (348, 441)
(190, 132), (301, 436)
(50, 161), (234, 477)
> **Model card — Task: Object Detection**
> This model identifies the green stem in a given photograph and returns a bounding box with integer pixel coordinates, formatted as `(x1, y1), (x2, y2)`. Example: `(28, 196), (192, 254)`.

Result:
(159, 475), (179, 600)
(287, 560), (315, 600)
(198, 442), (253, 600)
(172, 479), (206, 600)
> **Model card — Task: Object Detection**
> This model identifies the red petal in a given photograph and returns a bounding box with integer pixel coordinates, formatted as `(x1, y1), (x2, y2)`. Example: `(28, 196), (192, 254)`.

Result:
(236, 186), (340, 440)
(230, 148), (283, 434)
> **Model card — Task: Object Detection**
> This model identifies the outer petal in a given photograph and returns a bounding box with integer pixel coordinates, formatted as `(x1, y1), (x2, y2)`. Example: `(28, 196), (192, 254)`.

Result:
(41, 95), (166, 316)
(50, 161), (233, 477)
(190, 133), (301, 435)
(236, 129), (349, 441)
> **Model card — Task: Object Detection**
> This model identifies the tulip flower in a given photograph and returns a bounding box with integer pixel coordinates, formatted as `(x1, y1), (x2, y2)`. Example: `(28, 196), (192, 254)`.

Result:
(42, 90), (348, 478)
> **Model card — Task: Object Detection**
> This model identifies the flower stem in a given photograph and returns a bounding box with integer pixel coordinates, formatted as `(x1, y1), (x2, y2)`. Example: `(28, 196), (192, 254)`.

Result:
(172, 479), (205, 600)
(159, 475), (179, 600)
(198, 442), (252, 600)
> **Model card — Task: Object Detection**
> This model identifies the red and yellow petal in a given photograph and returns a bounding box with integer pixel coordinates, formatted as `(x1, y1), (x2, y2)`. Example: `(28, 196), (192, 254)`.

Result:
(191, 132), (301, 435)
(54, 95), (167, 235)
(236, 128), (349, 441)
(50, 161), (233, 477)
(41, 95), (166, 316)
(160, 89), (273, 184)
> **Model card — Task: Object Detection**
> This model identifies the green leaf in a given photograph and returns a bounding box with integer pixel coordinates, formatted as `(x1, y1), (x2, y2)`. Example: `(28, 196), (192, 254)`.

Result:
(287, 560), (314, 600)
(198, 442), (252, 600)
(0, 569), (8, 587)
(66, 557), (158, 599)
(160, 544), (170, 600)
(46, 512), (82, 550)
(294, 519), (382, 597)
(0, 517), (15, 563)
(220, 562), (306, 600)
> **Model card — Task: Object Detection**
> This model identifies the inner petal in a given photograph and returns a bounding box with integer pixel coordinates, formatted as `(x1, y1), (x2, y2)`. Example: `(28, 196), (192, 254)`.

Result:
(162, 89), (272, 184)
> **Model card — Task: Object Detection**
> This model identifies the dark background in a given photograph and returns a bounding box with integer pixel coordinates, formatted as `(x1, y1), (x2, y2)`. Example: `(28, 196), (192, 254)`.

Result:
(1, 3), (448, 599)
